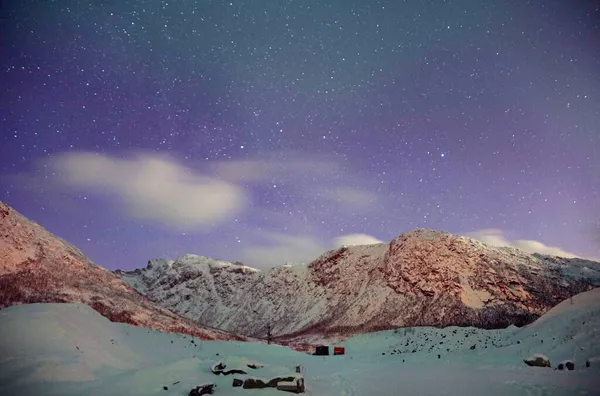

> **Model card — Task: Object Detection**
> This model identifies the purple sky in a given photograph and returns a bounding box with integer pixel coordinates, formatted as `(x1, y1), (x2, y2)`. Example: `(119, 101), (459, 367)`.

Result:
(1, 0), (599, 270)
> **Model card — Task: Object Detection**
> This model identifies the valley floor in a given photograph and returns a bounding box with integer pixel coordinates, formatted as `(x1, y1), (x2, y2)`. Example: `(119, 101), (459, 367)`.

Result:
(1, 290), (600, 396)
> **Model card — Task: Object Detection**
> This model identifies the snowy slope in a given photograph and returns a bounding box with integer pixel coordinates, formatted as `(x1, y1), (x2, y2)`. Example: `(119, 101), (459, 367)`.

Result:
(117, 229), (600, 340)
(0, 201), (240, 341)
(340, 288), (600, 366)
(1, 289), (599, 396)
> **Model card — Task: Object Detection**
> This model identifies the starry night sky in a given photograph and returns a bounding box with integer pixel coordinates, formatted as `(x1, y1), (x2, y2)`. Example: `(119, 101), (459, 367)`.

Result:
(1, 0), (599, 270)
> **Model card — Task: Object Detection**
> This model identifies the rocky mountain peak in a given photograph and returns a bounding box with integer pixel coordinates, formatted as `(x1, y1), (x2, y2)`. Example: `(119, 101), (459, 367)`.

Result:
(0, 201), (242, 341)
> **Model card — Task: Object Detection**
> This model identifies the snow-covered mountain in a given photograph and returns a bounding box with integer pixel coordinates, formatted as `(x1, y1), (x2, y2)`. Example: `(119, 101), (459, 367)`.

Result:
(0, 201), (242, 341)
(116, 229), (600, 340)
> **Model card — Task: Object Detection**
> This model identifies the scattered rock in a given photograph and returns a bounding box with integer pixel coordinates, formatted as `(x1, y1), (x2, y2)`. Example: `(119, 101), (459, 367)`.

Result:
(524, 354), (551, 368)
(163, 385), (168, 390)
(211, 361), (226, 375)
(211, 360), (247, 375)
(241, 375), (301, 390)
(585, 356), (600, 368)
(266, 376), (297, 388)
(223, 369), (247, 376)
(277, 377), (305, 393)
(242, 378), (267, 389)
(246, 361), (264, 369)
(556, 360), (575, 371)
(189, 383), (215, 396)
(232, 378), (243, 387)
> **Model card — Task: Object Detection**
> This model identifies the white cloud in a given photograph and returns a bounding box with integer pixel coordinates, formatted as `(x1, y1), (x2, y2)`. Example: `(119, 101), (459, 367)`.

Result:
(511, 240), (579, 258)
(48, 152), (246, 230)
(465, 228), (580, 258)
(333, 233), (384, 248)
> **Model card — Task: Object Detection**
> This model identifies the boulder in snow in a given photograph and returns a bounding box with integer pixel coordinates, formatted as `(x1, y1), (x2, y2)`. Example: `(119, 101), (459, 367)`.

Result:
(246, 360), (264, 369)
(232, 378), (243, 387)
(241, 375), (303, 390)
(557, 360), (575, 371)
(211, 361), (225, 375)
(189, 383), (215, 395)
(242, 378), (268, 389)
(266, 376), (297, 387)
(524, 354), (551, 368)
(223, 368), (247, 375)
(585, 356), (600, 368)
(277, 376), (305, 393)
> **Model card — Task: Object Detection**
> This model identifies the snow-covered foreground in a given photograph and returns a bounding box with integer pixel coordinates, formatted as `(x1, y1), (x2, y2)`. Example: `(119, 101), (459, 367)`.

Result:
(1, 290), (599, 396)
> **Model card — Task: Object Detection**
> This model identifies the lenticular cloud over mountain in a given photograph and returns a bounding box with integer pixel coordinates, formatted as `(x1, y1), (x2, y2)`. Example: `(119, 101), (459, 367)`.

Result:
(333, 233), (384, 248)
(466, 228), (582, 259)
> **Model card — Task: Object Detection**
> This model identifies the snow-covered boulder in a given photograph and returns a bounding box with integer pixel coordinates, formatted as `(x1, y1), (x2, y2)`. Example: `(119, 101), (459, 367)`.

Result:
(241, 375), (303, 390)
(242, 378), (267, 389)
(189, 383), (215, 395)
(524, 354), (551, 368)
(266, 375), (298, 387)
(557, 360), (575, 371)
(211, 358), (248, 375)
(246, 360), (264, 369)
(277, 375), (305, 393)
(211, 361), (225, 374)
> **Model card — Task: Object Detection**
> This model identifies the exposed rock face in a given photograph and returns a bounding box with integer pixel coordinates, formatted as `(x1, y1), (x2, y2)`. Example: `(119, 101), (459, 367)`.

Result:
(117, 229), (600, 341)
(0, 201), (241, 341)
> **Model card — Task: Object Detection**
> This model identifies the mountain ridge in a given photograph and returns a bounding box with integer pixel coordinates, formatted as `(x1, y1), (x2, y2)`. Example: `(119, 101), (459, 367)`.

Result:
(0, 201), (243, 341)
(116, 228), (600, 341)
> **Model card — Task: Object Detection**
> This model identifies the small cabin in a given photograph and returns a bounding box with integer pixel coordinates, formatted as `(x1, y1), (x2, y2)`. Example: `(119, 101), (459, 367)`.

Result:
(313, 345), (329, 356)
(333, 347), (345, 355)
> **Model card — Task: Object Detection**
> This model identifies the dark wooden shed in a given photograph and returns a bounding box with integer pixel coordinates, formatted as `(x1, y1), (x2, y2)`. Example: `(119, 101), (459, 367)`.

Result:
(313, 345), (329, 356)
